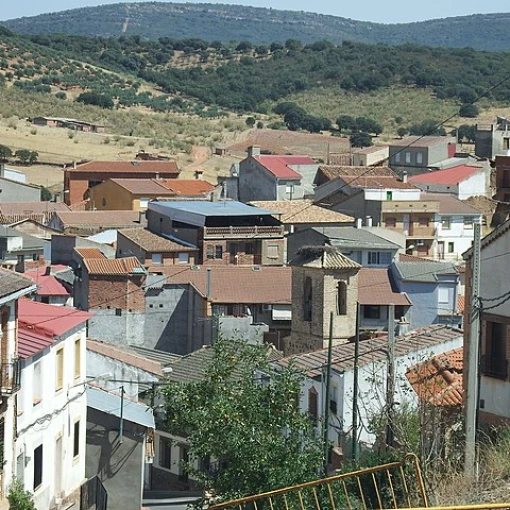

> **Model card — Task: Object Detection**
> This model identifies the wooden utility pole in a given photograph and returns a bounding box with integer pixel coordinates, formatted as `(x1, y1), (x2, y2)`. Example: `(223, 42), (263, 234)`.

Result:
(465, 223), (482, 477)
(323, 312), (334, 477)
(386, 304), (395, 448)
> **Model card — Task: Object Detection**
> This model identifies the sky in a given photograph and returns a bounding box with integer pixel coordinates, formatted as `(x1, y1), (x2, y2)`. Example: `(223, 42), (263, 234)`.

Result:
(1, 0), (509, 24)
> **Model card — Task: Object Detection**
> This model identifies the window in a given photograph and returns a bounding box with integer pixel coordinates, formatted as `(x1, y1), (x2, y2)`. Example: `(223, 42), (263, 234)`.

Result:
(448, 242), (455, 254)
(441, 216), (451, 230)
(505, 138), (510, 151)
(464, 217), (474, 229)
(206, 245), (214, 260)
(416, 152), (423, 165)
(394, 152), (401, 163)
(215, 245), (223, 259)
(367, 252), (392, 266)
(483, 321), (508, 379)
(207, 245), (223, 260)
(74, 339), (81, 379)
(267, 244), (279, 259)
(363, 305), (381, 319)
(115, 308), (122, 317)
(33, 362), (41, 405)
(33, 445), (43, 490)
(152, 253), (163, 264)
(385, 217), (396, 228)
(245, 242), (255, 255)
(308, 387), (318, 423)
(55, 348), (64, 392)
(418, 217), (429, 227)
(503, 170), (510, 188)
(337, 281), (347, 315)
(178, 252), (189, 264)
(303, 276), (312, 322)
(102, 197), (106, 207)
(386, 191), (393, 201)
(159, 436), (172, 469)
(438, 287), (452, 305)
(139, 197), (149, 208)
(405, 152), (411, 164)
(330, 385), (338, 415)
(73, 421), (80, 458)
(286, 183), (294, 194)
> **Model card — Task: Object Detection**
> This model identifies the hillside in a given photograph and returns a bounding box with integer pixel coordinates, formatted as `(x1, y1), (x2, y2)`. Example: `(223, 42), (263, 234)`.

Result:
(3, 3), (510, 51)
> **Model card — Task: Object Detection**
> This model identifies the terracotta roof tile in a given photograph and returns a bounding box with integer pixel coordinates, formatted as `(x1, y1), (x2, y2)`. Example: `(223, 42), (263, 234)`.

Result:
(0, 201), (70, 224)
(159, 179), (215, 196)
(357, 268), (412, 306)
(83, 256), (146, 275)
(118, 228), (196, 253)
(391, 136), (456, 148)
(318, 166), (396, 181)
(108, 178), (176, 195)
(74, 248), (107, 259)
(149, 265), (291, 305)
(341, 175), (418, 190)
(290, 246), (361, 270)
(409, 165), (483, 186)
(71, 160), (179, 175)
(249, 200), (353, 224)
(405, 347), (463, 407)
(420, 193), (482, 215)
(55, 211), (142, 228)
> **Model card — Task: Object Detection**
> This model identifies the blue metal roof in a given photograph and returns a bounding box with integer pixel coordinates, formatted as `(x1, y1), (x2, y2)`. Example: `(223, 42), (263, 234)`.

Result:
(150, 201), (275, 217)
(87, 386), (155, 429)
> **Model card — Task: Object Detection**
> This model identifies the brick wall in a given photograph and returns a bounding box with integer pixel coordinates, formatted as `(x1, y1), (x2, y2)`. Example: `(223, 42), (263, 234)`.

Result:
(201, 239), (284, 266)
(88, 275), (145, 311)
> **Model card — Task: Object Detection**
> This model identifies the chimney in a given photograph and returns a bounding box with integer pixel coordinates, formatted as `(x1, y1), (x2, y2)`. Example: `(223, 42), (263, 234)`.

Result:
(402, 171), (408, 183)
(72, 161), (77, 169)
(45, 266), (52, 276)
(396, 317), (410, 337)
(194, 170), (204, 180)
(155, 172), (160, 180)
(247, 145), (261, 158)
(355, 218), (362, 229)
(366, 216), (373, 227)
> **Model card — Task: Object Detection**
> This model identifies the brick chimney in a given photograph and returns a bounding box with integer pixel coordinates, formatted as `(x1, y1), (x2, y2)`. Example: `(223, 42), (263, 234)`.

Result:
(247, 145), (261, 158)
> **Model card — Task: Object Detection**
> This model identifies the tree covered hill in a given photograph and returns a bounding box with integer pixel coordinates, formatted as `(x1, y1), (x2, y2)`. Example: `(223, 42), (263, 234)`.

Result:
(2, 2), (510, 51)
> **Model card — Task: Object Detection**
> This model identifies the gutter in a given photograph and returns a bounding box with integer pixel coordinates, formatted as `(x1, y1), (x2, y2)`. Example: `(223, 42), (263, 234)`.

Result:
(0, 284), (37, 307)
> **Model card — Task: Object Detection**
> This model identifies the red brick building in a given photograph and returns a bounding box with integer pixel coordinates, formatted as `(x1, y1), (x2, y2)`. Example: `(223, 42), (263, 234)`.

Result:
(63, 160), (180, 205)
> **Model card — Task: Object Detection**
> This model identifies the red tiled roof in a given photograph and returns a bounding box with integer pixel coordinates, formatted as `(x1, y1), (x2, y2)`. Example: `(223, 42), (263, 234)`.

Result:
(83, 256), (146, 275)
(74, 248), (107, 259)
(70, 160), (179, 175)
(0, 201), (70, 224)
(160, 179), (215, 196)
(357, 268), (411, 306)
(341, 175), (418, 190)
(18, 326), (55, 359)
(405, 347), (463, 407)
(18, 300), (91, 338)
(109, 178), (176, 195)
(409, 165), (483, 186)
(254, 155), (313, 180)
(149, 265), (291, 305)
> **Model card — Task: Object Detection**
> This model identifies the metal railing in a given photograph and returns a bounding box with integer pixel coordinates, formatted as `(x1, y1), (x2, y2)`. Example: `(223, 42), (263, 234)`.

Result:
(1, 359), (21, 394)
(80, 476), (108, 510)
(204, 226), (284, 239)
(209, 454), (428, 510)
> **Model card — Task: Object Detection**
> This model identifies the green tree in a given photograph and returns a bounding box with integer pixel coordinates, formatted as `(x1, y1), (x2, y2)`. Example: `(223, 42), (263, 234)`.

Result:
(459, 103), (479, 118)
(350, 131), (373, 148)
(397, 127), (408, 138)
(40, 186), (52, 201)
(245, 116), (256, 127)
(0, 144), (12, 162)
(7, 478), (35, 510)
(76, 91), (114, 109)
(457, 124), (477, 142)
(15, 149), (38, 165)
(160, 339), (322, 505)
(336, 115), (356, 132)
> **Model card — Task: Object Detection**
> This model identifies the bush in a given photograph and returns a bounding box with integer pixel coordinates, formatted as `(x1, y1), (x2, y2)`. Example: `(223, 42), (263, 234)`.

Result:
(7, 478), (35, 510)
(55, 91), (66, 100)
(256, 121), (264, 129)
(76, 91), (114, 109)
(459, 104), (479, 118)
(0, 144), (12, 161)
(245, 116), (255, 127)
(350, 132), (373, 148)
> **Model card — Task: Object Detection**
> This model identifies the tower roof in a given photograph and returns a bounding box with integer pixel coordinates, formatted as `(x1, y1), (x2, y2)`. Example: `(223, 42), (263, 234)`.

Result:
(289, 245), (361, 270)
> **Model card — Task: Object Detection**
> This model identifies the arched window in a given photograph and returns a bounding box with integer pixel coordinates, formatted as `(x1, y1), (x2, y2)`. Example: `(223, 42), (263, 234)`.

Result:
(337, 281), (347, 315)
(303, 276), (312, 322)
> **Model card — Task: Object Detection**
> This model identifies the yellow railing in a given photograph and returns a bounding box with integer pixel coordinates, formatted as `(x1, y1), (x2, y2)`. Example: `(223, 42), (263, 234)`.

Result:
(208, 455), (510, 510)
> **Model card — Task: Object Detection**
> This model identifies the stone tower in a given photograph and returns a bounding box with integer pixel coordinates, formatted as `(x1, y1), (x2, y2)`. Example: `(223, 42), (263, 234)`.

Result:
(286, 245), (360, 356)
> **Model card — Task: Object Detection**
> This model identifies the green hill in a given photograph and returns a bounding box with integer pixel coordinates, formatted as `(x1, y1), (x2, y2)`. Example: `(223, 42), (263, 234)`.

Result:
(2, 3), (510, 51)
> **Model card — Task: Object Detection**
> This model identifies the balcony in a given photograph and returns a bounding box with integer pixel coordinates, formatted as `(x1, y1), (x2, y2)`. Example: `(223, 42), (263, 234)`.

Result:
(1, 359), (21, 395)
(481, 354), (508, 380)
(203, 225), (284, 239)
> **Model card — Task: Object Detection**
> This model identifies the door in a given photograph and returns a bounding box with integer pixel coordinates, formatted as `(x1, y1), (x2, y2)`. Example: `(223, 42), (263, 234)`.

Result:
(16, 453), (24, 486)
(54, 436), (63, 497)
(229, 243), (239, 264)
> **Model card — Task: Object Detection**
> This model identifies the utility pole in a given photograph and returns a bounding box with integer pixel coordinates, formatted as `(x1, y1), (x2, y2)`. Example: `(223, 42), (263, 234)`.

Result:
(465, 223), (481, 477)
(385, 304), (395, 448)
(119, 385), (125, 444)
(323, 312), (333, 477)
(351, 302), (360, 462)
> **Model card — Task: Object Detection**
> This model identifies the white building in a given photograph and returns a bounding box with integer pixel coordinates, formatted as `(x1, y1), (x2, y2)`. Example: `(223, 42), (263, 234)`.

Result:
(279, 325), (463, 461)
(408, 164), (490, 200)
(0, 270), (36, 508)
(15, 300), (90, 509)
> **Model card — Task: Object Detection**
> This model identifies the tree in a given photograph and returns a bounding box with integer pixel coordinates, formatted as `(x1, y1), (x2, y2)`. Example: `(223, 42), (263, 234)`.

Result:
(245, 116), (256, 127)
(457, 124), (476, 143)
(236, 41), (253, 53)
(40, 186), (52, 201)
(15, 149), (38, 165)
(336, 115), (356, 132)
(7, 478), (35, 510)
(160, 339), (322, 504)
(76, 91), (114, 109)
(397, 127), (408, 138)
(459, 103), (479, 118)
(350, 132), (373, 148)
(284, 108), (306, 131)
(0, 144), (12, 162)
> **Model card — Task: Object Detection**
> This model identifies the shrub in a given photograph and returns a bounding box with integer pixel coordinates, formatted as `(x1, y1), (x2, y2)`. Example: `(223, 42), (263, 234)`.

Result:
(459, 104), (479, 118)
(7, 478), (35, 510)
(350, 132), (373, 148)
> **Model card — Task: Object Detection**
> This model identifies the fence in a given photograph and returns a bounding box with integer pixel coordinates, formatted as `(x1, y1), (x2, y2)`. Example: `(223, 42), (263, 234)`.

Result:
(208, 454), (510, 510)
(80, 476), (108, 510)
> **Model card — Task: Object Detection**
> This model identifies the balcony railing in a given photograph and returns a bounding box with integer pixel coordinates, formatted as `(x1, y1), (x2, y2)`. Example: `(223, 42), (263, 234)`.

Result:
(1, 359), (21, 395)
(203, 225), (284, 239)
(481, 355), (508, 380)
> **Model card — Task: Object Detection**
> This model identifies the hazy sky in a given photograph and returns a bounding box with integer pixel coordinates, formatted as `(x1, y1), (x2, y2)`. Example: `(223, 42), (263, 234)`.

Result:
(1, 0), (508, 23)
